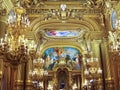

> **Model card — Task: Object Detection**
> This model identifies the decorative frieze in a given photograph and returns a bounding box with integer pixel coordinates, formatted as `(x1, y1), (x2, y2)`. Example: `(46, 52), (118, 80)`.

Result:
(26, 8), (101, 15)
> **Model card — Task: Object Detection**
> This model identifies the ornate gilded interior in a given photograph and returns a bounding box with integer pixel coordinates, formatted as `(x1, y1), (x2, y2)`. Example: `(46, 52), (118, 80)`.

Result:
(0, 0), (120, 90)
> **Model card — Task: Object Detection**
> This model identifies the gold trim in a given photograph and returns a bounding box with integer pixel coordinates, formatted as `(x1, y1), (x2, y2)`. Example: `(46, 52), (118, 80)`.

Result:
(30, 17), (100, 32)
(39, 42), (86, 57)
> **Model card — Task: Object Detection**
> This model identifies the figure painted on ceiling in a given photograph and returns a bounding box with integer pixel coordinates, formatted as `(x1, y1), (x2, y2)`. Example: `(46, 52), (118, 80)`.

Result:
(42, 47), (81, 70)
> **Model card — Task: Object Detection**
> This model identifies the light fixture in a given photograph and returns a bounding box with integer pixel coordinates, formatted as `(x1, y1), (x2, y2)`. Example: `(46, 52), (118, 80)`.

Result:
(29, 58), (48, 80)
(29, 56), (48, 89)
(83, 51), (102, 80)
(0, 3), (37, 90)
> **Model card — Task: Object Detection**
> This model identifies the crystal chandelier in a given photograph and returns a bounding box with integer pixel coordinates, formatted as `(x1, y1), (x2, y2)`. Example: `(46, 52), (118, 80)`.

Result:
(29, 57), (48, 89)
(83, 51), (102, 80)
(0, 4), (37, 90)
(0, 2), (32, 59)
(7, 4), (30, 49)
(82, 51), (102, 90)
(29, 57), (48, 80)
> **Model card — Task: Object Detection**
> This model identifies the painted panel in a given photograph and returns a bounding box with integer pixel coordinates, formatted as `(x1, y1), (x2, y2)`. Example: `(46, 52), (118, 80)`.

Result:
(111, 10), (117, 29)
(42, 47), (82, 70)
(46, 30), (79, 37)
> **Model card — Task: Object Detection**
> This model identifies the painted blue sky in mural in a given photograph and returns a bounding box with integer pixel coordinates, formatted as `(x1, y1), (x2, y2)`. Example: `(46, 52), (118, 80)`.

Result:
(44, 47), (79, 60)
(42, 47), (81, 70)
(46, 30), (79, 37)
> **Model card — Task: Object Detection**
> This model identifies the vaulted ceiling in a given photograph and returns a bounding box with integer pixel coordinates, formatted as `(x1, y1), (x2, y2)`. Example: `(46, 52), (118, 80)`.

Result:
(0, 0), (120, 51)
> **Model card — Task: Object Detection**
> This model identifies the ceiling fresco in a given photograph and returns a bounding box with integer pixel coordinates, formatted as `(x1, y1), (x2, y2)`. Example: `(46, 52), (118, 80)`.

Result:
(46, 30), (80, 37)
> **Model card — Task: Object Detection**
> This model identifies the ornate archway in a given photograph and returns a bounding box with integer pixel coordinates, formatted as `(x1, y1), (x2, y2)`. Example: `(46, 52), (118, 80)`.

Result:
(52, 63), (73, 90)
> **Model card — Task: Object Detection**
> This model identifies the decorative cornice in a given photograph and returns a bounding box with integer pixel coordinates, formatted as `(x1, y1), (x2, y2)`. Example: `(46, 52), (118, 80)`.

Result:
(26, 8), (101, 16)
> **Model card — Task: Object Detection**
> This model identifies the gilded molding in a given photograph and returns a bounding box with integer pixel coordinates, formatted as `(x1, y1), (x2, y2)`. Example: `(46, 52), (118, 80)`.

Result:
(39, 42), (87, 56)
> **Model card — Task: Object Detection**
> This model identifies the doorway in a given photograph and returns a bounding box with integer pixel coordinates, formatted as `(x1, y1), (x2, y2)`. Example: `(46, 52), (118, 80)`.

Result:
(57, 69), (69, 90)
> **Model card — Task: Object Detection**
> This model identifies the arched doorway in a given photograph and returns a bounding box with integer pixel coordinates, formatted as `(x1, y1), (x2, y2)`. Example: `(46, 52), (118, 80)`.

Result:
(57, 69), (69, 90)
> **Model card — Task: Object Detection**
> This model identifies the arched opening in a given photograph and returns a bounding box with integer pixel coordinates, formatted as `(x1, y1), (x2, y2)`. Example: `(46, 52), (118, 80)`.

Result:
(57, 68), (69, 90)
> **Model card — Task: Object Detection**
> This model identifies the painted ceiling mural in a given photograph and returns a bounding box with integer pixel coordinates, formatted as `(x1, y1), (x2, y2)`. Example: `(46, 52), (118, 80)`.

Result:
(46, 30), (80, 37)
(42, 47), (82, 70)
